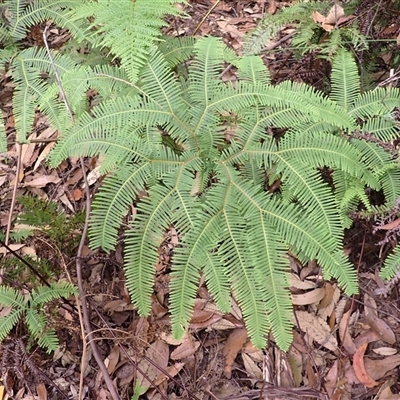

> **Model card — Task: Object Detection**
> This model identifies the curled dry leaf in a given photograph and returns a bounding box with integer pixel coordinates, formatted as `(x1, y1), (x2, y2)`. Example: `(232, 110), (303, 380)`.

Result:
(339, 308), (356, 355)
(364, 293), (395, 344)
(36, 383), (47, 400)
(375, 217), (400, 231)
(223, 328), (248, 379)
(289, 273), (317, 290)
(353, 343), (379, 388)
(105, 345), (119, 375)
(312, 4), (353, 32)
(23, 174), (61, 188)
(291, 287), (325, 305)
(137, 340), (169, 393)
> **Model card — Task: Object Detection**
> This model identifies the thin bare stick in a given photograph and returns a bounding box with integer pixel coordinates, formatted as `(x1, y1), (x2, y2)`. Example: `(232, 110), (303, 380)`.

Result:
(42, 25), (120, 400)
(5, 143), (22, 245)
(193, 0), (221, 35)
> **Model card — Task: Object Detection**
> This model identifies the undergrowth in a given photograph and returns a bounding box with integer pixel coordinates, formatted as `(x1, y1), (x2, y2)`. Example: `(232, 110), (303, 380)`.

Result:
(0, 0), (399, 353)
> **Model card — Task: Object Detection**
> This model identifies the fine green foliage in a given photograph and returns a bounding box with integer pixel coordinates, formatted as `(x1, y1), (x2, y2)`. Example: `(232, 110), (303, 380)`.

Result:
(15, 196), (84, 248)
(0, 282), (77, 352)
(48, 36), (400, 350)
(1, 0), (400, 350)
(0, 0), (187, 145)
(244, 0), (367, 57)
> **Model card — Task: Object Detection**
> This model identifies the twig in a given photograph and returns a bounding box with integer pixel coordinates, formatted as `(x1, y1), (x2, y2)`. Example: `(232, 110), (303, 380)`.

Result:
(260, 33), (294, 52)
(193, 0), (221, 35)
(42, 25), (120, 400)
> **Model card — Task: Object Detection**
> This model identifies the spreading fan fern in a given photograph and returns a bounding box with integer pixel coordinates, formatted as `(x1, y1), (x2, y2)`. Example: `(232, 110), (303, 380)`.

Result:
(0, 282), (77, 352)
(46, 36), (400, 350)
(1, 0), (400, 351)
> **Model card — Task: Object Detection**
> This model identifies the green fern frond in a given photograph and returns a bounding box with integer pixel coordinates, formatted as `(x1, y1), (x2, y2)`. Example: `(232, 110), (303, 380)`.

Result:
(25, 308), (58, 352)
(380, 246), (400, 281)
(350, 88), (400, 121)
(0, 309), (24, 342)
(5, 0), (86, 41)
(44, 36), (400, 351)
(30, 282), (77, 307)
(0, 286), (25, 308)
(330, 49), (360, 109)
(71, 0), (187, 83)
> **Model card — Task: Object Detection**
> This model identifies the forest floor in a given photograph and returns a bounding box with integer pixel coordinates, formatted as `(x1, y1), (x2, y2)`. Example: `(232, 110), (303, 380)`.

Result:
(1, 1), (400, 399)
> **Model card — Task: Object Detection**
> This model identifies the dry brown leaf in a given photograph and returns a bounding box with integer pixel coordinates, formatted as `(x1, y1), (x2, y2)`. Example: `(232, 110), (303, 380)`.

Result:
(267, 0), (277, 14)
(103, 300), (134, 314)
(137, 340), (169, 392)
(242, 353), (263, 380)
(291, 287), (325, 305)
(159, 332), (185, 346)
(338, 308), (356, 355)
(153, 362), (184, 386)
(312, 4), (346, 32)
(105, 345), (119, 374)
(353, 343), (379, 388)
(364, 293), (395, 344)
(365, 354), (400, 380)
(376, 386), (400, 400)
(372, 347), (398, 356)
(33, 142), (55, 171)
(210, 318), (237, 330)
(23, 174), (61, 188)
(325, 4), (345, 24)
(318, 284), (340, 321)
(170, 336), (200, 360)
(189, 299), (222, 329)
(21, 134), (36, 166)
(0, 243), (25, 255)
(289, 273), (317, 290)
(318, 283), (334, 309)
(324, 360), (340, 398)
(287, 347), (303, 386)
(375, 217), (400, 230)
(222, 328), (248, 378)
(36, 383), (47, 400)
(354, 329), (381, 348)
(295, 311), (338, 352)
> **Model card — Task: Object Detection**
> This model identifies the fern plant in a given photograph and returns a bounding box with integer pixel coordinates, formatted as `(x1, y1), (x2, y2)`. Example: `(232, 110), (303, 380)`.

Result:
(47, 36), (400, 350)
(244, 0), (367, 57)
(0, 282), (77, 352)
(0, 0), (186, 147)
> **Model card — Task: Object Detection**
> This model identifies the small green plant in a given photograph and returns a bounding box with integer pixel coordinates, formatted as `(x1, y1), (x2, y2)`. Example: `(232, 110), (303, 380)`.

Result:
(15, 196), (84, 249)
(0, 282), (77, 352)
(244, 0), (367, 57)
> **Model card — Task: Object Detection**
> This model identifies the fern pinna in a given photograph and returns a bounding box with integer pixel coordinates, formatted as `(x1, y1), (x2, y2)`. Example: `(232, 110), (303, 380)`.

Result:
(46, 35), (400, 350)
